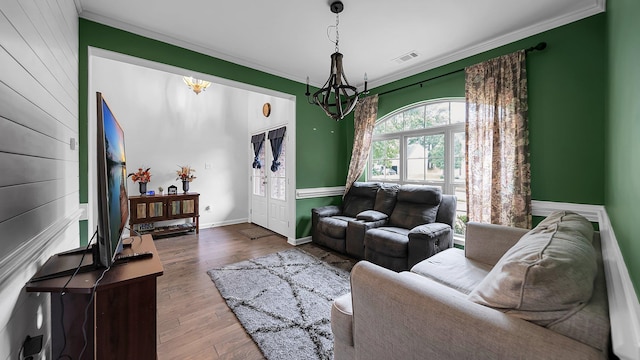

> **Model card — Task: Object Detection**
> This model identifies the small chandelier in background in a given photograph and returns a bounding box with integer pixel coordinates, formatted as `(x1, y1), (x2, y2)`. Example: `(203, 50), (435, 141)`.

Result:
(183, 76), (211, 95)
(305, 1), (367, 121)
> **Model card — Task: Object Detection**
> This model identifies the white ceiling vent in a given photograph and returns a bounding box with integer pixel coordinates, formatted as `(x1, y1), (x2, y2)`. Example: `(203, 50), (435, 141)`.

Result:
(393, 51), (419, 64)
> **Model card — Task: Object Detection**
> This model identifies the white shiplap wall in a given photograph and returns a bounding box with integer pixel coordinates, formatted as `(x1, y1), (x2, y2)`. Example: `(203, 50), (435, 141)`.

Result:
(0, 0), (79, 359)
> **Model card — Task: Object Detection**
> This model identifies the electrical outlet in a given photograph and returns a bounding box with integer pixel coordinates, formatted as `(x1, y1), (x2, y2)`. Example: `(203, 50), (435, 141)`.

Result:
(204, 163), (212, 170)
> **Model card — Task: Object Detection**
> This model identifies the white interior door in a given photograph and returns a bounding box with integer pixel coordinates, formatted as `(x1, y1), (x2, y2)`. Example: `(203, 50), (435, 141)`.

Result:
(250, 128), (288, 236)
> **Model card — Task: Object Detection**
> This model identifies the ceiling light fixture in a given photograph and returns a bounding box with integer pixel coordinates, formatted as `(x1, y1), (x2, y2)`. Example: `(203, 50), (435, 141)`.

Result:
(305, 1), (367, 121)
(183, 76), (211, 95)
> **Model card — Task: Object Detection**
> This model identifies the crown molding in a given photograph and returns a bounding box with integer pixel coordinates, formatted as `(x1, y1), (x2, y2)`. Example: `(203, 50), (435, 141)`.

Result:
(78, 11), (311, 86)
(80, 1), (605, 90)
(367, 1), (606, 89)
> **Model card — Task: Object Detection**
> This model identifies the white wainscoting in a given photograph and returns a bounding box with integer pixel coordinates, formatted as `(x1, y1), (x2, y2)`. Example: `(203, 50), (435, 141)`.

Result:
(296, 186), (345, 199)
(0, 0), (79, 358)
(532, 201), (640, 360)
(294, 188), (639, 359)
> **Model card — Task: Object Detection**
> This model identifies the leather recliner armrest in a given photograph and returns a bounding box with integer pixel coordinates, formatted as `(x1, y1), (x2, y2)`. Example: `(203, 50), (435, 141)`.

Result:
(407, 223), (452, 268)
(312, 205), (342, 218)
(346, 217), (388, 259)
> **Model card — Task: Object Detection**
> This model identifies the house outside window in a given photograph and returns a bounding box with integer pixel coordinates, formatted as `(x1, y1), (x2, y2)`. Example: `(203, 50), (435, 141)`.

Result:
(369, 98), (468, 238)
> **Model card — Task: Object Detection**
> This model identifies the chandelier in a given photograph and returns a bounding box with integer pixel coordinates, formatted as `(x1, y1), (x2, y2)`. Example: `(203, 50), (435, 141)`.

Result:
(183, 76), (211, 95)
(305, 1), (367, 121)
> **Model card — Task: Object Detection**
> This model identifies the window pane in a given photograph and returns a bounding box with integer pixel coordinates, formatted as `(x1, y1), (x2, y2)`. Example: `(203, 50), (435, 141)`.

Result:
(373, 120), (386, 135)
(407, 136), (426, 180)
(252, 143), (266, 196)
(425, 102), (450, 127)
(371, 139), (400, 181)
(450, 102), (466, 123)
(453, 131), (465, 182)
(454, 184), (467, 236)
(406, 135), (444, 180)
(270, 139), (286, 201)
(407, 158), (425, 180)
(404, 106), (425, 130)
(425, 134), (445, 180)
(388, 113), (404, 133)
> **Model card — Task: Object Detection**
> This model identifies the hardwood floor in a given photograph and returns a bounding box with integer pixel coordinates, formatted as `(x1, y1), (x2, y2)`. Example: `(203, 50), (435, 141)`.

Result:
(154, 223), (297, 360)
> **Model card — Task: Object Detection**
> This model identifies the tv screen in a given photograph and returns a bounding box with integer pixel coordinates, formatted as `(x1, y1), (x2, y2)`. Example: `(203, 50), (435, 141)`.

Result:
(96, 92), (129, 267)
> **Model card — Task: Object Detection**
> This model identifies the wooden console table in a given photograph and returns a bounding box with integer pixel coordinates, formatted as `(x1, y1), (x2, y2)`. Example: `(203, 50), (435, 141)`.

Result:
(26, 235), (163, 360)
(129, 192), (199, 237)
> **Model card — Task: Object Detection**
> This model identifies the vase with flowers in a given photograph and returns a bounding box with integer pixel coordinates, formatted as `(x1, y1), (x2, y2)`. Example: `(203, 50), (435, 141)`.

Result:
(128, 167), (151, 195)
(176, 165), (196, 193)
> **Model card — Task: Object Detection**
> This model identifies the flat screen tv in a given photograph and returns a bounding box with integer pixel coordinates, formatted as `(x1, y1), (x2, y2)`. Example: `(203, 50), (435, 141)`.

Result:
(96, 92), (129, 267)
(30, 93), (129, 282)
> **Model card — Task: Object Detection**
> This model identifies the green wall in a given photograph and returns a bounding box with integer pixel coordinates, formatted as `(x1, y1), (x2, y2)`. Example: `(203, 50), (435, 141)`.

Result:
(80, 15), (611, 245)
(79, 19), (351, 242)
(366, 14), (606, 206)
(606, 0), (640, 296)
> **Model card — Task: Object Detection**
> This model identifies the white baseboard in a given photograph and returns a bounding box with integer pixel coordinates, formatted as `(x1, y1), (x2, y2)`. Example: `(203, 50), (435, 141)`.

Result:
(200, 218), (249, 229)
(288, 236), (312, 246)
(532, 201), (639, 360)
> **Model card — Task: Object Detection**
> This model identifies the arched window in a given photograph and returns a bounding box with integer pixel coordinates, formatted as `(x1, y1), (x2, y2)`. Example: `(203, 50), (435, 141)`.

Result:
(369, 98), (467, 236)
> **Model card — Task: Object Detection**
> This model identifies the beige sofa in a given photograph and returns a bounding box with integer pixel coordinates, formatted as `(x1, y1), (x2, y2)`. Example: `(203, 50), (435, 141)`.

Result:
(332, 211), (610, 360)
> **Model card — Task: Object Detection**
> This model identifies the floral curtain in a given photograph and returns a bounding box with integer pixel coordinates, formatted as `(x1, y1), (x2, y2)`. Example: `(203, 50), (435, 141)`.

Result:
(465, 50), (531, 228)
(344, 95), (379, 197)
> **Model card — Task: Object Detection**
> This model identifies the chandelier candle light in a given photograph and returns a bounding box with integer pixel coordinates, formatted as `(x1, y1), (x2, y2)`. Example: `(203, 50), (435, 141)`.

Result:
(305, 1), (367, 121)
(183, 76), (211, 95)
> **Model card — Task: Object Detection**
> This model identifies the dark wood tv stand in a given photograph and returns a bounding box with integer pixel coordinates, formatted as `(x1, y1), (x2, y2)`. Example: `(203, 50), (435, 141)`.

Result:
(26, 235), (163, 360)
(129, 192), (200, 237)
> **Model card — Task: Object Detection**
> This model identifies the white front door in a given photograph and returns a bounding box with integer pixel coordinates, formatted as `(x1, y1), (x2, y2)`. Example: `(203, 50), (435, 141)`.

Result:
(267, 133), (288, 236)
(250, 128), (288, 236)
(250, 134), (268, 228)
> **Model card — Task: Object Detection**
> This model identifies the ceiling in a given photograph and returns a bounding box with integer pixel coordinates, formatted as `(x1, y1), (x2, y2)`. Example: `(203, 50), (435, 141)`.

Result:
(76, 0), (605, 90)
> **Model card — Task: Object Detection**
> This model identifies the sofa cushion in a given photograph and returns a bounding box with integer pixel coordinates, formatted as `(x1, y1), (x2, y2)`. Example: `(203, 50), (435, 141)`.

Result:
(318, 216), (353, 239)
(468, 211), (597, 327)
(411, 248), (492, 295)
(365, 227), (410, 257)
(389, 185), (441, 229)
(356, 210), (388, 222)
(373, 183), (399, 215)
(342, 182), (379, 217)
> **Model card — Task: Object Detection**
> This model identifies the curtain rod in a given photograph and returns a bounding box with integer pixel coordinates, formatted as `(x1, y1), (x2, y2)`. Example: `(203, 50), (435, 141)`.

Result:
(376, 42), (547, 97)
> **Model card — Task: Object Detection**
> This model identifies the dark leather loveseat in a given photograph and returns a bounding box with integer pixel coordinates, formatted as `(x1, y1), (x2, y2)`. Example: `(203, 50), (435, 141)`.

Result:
(312, 182), (457, 271)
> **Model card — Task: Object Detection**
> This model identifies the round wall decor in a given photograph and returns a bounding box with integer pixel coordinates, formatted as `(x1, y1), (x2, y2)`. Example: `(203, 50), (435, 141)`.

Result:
(262, 103), (271, 117)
